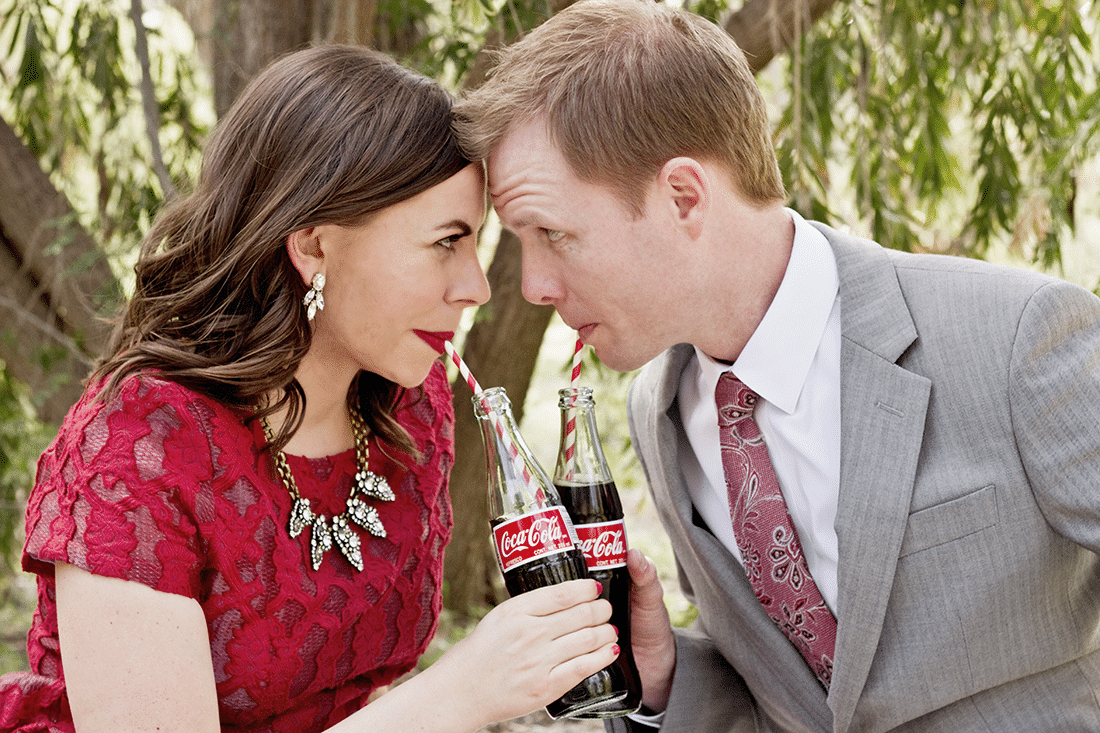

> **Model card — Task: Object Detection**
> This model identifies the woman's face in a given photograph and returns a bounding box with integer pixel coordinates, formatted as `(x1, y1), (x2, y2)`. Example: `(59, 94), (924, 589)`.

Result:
(303, 164), (490, 390)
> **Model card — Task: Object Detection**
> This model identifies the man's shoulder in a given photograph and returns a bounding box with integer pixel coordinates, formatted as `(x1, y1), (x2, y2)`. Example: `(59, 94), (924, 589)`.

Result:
(809, 217), (1060, 286)
(806, 218), (1079, 317)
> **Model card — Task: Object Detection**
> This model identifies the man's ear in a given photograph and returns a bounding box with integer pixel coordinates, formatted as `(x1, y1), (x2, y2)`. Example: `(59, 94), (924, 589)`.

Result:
(286, 227), (325, 287)
(658, 157), (709, 239)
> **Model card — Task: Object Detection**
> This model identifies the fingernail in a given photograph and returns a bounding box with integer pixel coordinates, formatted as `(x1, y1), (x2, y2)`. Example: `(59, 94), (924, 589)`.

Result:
(612, 625), (619, 636)
(596, 581), (603, 594)
(612, 644), (621, 656)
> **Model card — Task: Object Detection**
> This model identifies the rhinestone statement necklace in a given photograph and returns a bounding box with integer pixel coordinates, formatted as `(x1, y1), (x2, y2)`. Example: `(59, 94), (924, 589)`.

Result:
(262, 409), (394, 571)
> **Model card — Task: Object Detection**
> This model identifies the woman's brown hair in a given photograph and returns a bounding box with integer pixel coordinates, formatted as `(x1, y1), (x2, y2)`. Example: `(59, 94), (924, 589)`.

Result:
(91, 44), (470, 453)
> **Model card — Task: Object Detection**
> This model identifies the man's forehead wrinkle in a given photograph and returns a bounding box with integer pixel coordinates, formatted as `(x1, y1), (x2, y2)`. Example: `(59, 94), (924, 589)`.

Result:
(488, 156), (533, 197)
(488, 177), (528, 217)
(490, 172), (555, 224)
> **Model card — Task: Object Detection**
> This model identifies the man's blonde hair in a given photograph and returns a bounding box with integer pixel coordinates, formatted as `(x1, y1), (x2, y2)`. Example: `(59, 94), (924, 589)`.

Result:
(453, 0), (786, 214)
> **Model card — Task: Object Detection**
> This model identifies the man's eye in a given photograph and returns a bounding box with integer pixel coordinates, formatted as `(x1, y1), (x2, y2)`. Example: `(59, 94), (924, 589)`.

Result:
(546, 229), (565, 242)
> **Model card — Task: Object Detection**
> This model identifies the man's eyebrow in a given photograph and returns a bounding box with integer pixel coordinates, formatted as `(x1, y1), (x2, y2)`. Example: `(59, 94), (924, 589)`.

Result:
(498, 213), (546, 231)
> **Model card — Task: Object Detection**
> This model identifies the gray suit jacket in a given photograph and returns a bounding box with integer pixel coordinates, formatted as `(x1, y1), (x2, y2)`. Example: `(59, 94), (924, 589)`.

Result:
(611, 223), (1100, 732)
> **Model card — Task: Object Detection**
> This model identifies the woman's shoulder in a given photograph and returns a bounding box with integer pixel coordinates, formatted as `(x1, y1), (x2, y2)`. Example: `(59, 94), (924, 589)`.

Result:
(71, 371), (217, 418)
(25, 372), (247, 593)
(115, 371), (224, 408)
(46, 372), (252, 483)
(92, 372), (245, 431)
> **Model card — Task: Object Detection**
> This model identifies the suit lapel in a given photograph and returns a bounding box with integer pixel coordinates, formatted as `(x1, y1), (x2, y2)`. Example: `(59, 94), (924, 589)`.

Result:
(643, 344), (837, 730)
(818, 225), (931, 732)
(642, 344), (696, 532)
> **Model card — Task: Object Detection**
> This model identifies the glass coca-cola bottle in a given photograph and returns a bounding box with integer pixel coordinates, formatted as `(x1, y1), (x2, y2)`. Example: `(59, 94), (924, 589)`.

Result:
(474, 387), (629, 719)
(553, 387), (642, 718)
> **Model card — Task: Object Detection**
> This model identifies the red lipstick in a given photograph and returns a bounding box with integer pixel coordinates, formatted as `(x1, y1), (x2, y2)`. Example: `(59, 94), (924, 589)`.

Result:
(414, 330), (454, 354)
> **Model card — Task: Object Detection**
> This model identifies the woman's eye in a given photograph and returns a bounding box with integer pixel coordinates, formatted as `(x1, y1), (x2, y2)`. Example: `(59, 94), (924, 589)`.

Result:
(436, 235), (461, 250)
(546, 229), (565, 242)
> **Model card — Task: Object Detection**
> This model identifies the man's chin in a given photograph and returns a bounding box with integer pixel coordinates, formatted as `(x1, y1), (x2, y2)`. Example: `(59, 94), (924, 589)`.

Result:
(591, 344), (654, 374)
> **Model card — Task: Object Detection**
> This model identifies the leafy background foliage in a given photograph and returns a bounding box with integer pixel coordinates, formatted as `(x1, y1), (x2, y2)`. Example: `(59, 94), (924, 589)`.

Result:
(778, 0), (1098, 264)
(3, 0), (210, 271)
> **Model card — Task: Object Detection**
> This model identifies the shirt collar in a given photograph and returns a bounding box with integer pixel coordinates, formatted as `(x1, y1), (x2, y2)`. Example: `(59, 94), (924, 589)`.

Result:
(694, 209), (838, 414)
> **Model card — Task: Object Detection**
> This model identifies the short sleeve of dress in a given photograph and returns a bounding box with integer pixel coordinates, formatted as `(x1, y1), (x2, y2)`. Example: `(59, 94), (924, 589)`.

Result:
(22, 376), (221, 599)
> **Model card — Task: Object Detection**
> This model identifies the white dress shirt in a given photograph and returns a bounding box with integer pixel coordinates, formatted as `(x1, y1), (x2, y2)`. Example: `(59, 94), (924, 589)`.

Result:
(677, 209), (843, 612)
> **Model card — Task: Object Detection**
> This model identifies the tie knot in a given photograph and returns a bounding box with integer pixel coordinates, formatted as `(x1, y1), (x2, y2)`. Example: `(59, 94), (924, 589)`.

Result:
(715, 372), (758, 426)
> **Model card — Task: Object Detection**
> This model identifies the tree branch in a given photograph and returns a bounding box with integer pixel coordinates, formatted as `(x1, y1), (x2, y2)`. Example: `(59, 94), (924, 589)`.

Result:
(130, 0), (176, 199)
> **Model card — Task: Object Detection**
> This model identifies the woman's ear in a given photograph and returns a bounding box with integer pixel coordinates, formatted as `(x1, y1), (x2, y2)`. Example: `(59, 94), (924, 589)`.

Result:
(286, 227), (325, 287)
(658, 157), (710, 239)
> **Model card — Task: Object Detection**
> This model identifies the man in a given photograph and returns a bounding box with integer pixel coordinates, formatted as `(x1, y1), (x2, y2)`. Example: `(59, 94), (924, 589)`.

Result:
(453, 1), (1100, 731)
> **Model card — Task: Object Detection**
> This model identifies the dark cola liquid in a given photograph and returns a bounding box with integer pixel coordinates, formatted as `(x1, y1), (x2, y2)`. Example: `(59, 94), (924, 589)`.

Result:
(555, 481), (643, 718)
(499, 542), (588, 595)
(492, 519), (629, 718)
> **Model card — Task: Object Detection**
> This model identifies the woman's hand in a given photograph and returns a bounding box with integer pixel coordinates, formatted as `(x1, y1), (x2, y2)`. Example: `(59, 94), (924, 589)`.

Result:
(411, 578), (617, 729)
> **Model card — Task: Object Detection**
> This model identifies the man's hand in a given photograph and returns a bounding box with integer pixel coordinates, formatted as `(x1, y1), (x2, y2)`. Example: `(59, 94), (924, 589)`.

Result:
(625, 548), (676, 713)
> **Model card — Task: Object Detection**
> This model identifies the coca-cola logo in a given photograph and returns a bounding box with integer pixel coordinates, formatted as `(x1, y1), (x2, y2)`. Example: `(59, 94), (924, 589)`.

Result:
(493, 507), (577, 572)
(575, 520), (628, 570)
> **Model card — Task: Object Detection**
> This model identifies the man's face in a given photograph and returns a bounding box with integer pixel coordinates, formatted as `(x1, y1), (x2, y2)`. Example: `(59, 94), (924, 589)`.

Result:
(488, 116), (685, 372)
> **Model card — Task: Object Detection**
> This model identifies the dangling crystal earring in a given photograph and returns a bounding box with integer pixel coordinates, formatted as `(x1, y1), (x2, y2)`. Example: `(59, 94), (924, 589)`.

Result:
(303, 272), (325, 321)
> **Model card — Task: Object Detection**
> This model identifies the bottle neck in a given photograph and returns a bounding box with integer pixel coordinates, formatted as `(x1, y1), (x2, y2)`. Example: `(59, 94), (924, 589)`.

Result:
(555, 387), (612, 485)
(475, 387), (557, 517)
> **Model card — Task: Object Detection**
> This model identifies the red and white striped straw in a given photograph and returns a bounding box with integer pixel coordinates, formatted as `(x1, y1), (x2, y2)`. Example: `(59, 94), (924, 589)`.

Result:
(445, 339), (484, 397)
(563, 337), (584, 469)
(445, 340), (542, 500)
(570, 336), (584, 386)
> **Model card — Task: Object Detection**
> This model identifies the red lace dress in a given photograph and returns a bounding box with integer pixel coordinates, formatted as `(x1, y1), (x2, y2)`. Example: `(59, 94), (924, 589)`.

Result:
(0, 360), (455, 733)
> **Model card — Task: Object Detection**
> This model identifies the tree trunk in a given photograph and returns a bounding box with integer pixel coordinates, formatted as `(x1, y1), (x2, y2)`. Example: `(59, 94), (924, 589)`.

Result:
(442, 0), (583, 618)
(0, 115), (119, 426)
(315, 0), (379, 47)
(444, 230), (555, 612)
(724, 0), (838, 74)
(211, 0), (316, 117)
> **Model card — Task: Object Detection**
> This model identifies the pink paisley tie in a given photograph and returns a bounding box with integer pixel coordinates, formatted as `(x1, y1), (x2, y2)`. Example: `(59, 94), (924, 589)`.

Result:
(716, 372), (836, 688)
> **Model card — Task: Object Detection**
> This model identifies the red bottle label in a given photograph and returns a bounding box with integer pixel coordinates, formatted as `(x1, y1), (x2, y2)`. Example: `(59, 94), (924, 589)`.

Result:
(574, 520), (628, 570)
(493, 507), (577, 573)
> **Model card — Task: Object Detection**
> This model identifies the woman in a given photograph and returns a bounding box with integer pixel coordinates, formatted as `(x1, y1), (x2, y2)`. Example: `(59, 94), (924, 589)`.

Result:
(0, 45), (618, 733)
